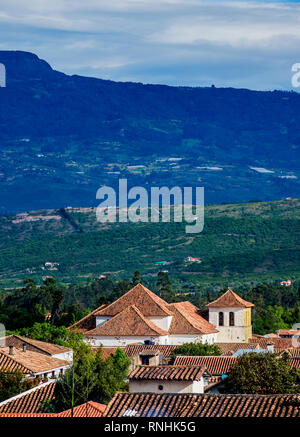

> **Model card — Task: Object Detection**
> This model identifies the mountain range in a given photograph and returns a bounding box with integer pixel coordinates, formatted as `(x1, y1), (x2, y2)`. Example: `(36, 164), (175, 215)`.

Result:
(0, 51), (299, 213)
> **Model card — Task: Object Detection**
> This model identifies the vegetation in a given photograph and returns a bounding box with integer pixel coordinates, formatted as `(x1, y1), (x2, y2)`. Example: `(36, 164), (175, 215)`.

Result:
(171, 343), (221, 361)
(0, 370), (39, 402)
(0, 199), (299, 293)
(0, 51), (299, 214)
(223, 353), (300, 394)
(46, 345), (130, 412)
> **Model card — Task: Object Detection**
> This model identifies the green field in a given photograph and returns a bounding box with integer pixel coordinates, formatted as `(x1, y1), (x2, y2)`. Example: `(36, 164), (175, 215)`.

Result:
(0, 199), (299, 291)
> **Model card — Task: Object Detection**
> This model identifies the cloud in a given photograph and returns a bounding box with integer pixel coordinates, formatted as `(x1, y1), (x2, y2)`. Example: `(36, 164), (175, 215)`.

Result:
(0, 0), (299, 89)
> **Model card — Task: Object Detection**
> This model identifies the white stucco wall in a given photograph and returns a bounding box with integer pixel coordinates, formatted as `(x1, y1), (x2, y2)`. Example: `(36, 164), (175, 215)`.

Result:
(34, 363), (72, 379)
(209, 307), (247, 342)
(85, 335), (169, 347)
(53, 350), (73, 362)
(129, 378), (204, 394)
(147, 316), (173, 332)
(168, 333), (217, 345)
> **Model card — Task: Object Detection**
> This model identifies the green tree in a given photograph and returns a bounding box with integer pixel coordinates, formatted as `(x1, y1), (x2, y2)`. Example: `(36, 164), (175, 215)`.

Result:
(157, 271), (173, 301)
(171, 342), (221, 361)
(95, 347), (130, 403)
(224, 353), (300, 394)
(0, 370), (38, 402)
(131, 270), (141, 287)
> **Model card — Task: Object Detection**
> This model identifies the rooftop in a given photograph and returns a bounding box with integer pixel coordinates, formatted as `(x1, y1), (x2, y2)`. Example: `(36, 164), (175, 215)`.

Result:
(2, 335), (72, 356)
(80, 284), (218, 338)
(174, 355), (237, 375)
(104, 392), (300, 417)
(207, 289), (254, 308)
(0, 382), (55, 414)
(0, 347), (70, 374)
(96, 283), (173, 317)
(129, 365), (207, 381)
(86, 305), (168, 337)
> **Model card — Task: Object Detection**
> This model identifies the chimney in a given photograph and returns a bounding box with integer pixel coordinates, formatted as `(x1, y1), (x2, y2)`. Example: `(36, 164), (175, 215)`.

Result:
(267, 342), (274, 353)
(9, 345), (14, 355)
(22, 343), (27, 352)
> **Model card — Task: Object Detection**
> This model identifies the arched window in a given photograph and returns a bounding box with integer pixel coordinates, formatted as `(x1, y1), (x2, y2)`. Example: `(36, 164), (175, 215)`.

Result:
(229, 311), (235, 326)
(219, 312), (224, 326)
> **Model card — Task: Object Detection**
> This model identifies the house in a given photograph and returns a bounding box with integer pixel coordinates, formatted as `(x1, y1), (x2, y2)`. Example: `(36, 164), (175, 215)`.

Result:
(207, 289), (254, 343)
(2, 335), (73, 362)
(129, 365), (210, 394)
(184, 257), (202, 263)
(0, 345), (71, 380)
(280, 280), (292, 287)
(278, 329), (300, 339)
(71, 284), (218, 347)
(104, 392), (300, 417)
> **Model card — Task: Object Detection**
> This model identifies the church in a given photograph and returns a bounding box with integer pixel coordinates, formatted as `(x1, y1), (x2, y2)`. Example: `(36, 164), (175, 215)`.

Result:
(71, 284), (254, 346)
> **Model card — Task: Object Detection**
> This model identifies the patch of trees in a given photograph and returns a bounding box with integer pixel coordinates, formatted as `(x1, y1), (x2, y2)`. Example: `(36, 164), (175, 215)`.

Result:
(223, 353), (300, 394)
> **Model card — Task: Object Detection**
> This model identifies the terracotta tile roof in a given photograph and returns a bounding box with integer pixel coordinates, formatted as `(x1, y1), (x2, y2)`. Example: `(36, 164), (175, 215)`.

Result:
(215, 342), (259, 356)
(104, 392), (300, 417)
(124, 344), (177, 362)
(283, 348), (300, 357)
(250, 337), (295, 349)
(86, 305), (168, 337)
(0, 347), (70, 374)
(289, 357), (300, 369)
(68, 305), (106, 333)
(167, 301), (218, 335)
(0, 382), (55, 414)
(278, 330), (300, 336)
(129, 365), (207, 381)
(0, 412), (56, 417)
(0, 350), (33, 375)
(207, 289), (254, 308)
(92, 347), (120, 360)
(174, 356), (237, 375)
(57, 401), (106, 417)
(3, 335), (71, 356)
(264, 333), (280, 338)
(96, 284), (173, 317)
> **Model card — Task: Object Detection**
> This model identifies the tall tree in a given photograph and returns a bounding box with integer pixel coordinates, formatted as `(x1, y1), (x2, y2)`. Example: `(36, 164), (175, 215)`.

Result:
(131, 270), (141, 287)
(224, 353), (300, 394)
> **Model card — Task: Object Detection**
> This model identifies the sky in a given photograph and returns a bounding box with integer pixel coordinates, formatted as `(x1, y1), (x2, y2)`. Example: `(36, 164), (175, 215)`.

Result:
(0, 0), (300, 89)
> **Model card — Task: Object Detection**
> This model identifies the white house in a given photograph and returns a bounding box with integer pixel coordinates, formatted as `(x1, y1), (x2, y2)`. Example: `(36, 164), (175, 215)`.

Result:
(70, 284), (218, 347)
(129, 365), (210, 394)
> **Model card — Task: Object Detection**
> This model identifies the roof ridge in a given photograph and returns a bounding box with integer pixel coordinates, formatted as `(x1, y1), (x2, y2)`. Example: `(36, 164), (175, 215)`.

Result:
(86, 304), (168, 337)
(97, 283), (173, 317)
(123, 305), (169, 335)
(168, 301), (218, 334)
(69, 304), (107, 329)
(207, 289), (254, 308)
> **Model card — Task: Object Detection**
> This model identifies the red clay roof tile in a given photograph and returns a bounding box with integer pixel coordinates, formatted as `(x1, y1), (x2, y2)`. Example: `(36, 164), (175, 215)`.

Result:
(207, 289), (254, 308)
(86, 305), (168, 337)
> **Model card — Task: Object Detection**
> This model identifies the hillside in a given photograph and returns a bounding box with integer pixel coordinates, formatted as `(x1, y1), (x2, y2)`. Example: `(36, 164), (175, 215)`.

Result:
(0, 199), (299, 290)
(0, 51), (299, 213)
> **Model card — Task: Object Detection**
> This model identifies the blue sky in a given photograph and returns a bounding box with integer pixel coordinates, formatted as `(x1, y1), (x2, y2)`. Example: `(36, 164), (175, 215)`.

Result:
(0, 0), (300, 89)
